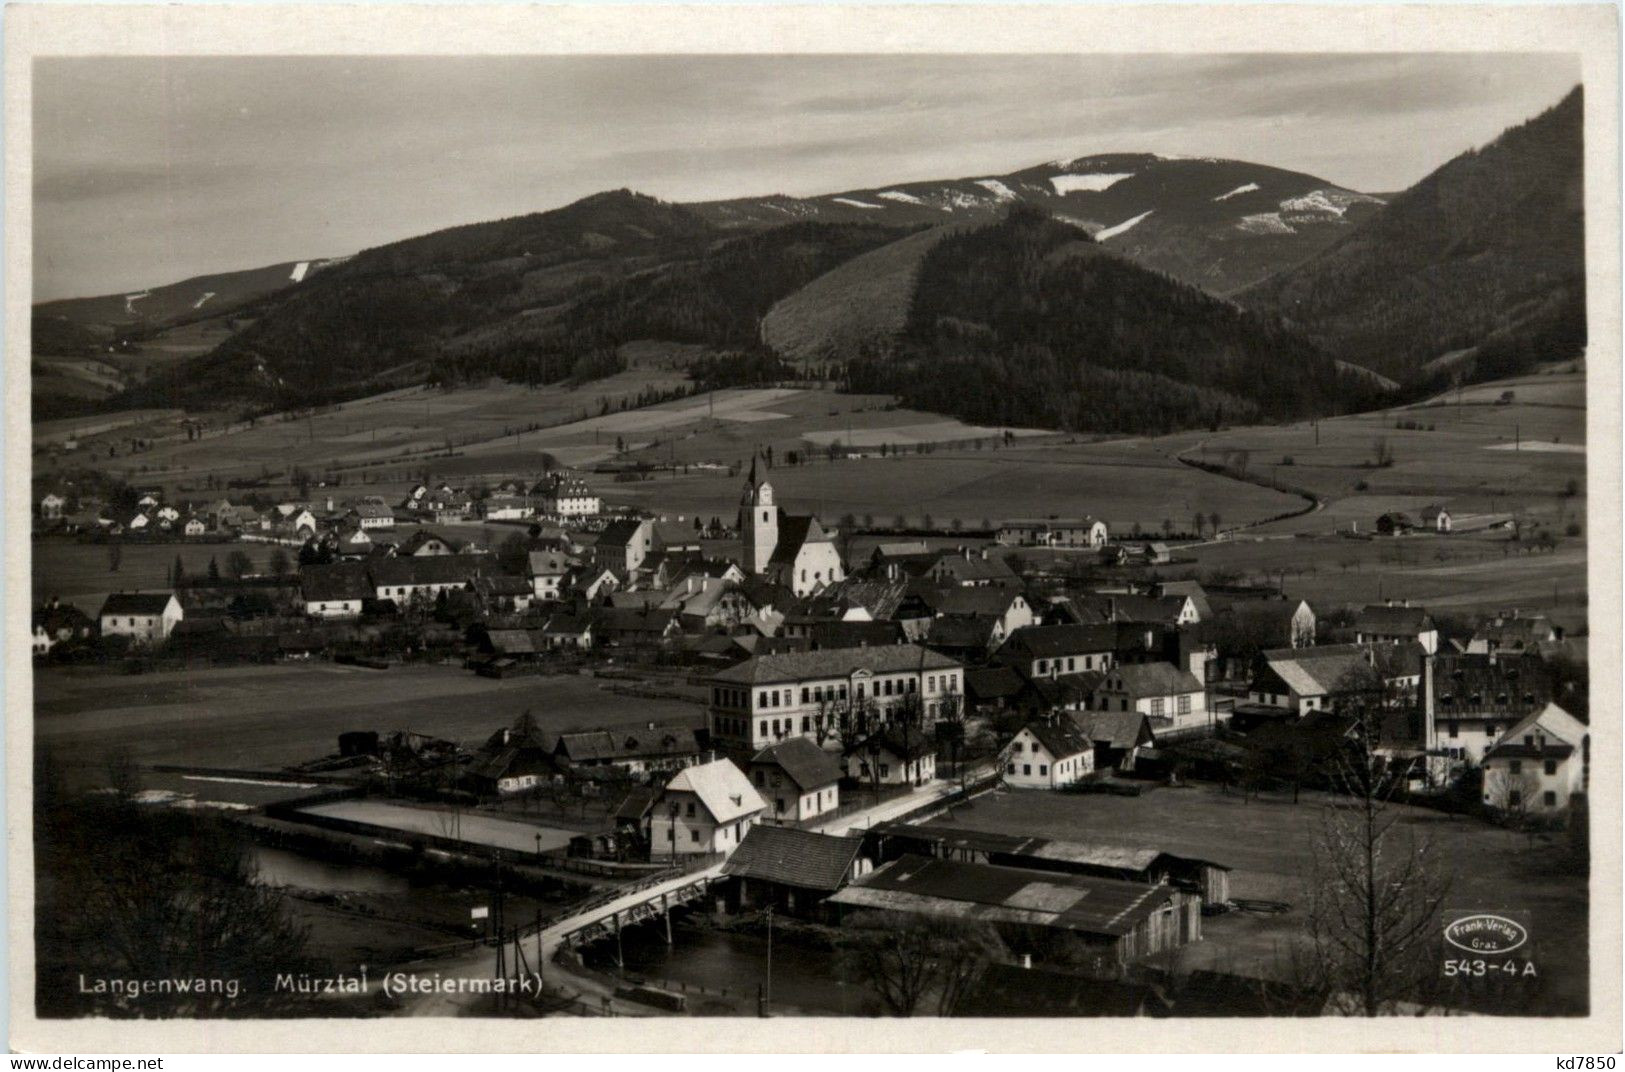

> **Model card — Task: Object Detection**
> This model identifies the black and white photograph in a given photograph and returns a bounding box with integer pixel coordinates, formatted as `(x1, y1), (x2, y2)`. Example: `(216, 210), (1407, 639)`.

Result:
(6, 2), (1620, 1055)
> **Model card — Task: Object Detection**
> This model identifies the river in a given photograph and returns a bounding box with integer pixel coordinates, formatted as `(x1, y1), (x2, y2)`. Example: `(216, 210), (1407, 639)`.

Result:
(247, 844), (414, 895)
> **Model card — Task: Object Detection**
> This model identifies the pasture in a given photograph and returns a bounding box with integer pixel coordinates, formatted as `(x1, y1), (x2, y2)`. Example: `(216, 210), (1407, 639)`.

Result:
(936, 786), (1588, 1012)
(33, 662), (705, 780)
(31, 539), (290, 617)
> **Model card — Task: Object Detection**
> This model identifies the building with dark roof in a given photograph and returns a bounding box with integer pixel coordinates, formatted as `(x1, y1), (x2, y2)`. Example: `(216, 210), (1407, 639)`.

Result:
(721, 826), (869, 919)
(828, 855), (1201, 969)
(707, 644), (964, 754)
(749, 737), (844, 823)
(98, 591), (183, 643)
(553, 724), (703, 776)
(1354, 602), (1439, 653)
(1005, 719), (1095, 788)
(738, 462), (846, 597)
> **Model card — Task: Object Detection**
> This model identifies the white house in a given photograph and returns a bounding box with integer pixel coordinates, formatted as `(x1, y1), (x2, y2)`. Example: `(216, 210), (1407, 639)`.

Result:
(39, 493), (65, 520)
(1092, 662), (1211, 736)
(996, 517), (1110, 548)
(594, 517), (658, 575)
(301, 564), (371, 619)
(708, 644), (964, 753)
(535, 476), (602, 519)
(1247, 644), (1380, 717)
(646, 759), (766, 859)
(845, 728), (937, 787)
(1481, 703), (1588, 816)
(183, 516), (208, 537)
(749, 737), (844, 824)
(528, 550), (572, 600)
(348, 500), (396, 531)
(998, 623), (1119, 680)
(1420, 505), (1452, 533)
(1004, 721), (1094, 789)
(98, 592), (183, 644)
(1354, 602), (1439, 655)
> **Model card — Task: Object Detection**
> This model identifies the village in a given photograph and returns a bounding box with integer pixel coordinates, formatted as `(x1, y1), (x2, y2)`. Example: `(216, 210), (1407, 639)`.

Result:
(28, 436), (1592, 1019)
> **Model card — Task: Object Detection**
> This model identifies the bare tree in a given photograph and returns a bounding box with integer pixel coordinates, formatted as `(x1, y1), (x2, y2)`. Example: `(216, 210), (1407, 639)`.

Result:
(1304, 706), (1452, 1015)
(839, 910), (1006, 1015)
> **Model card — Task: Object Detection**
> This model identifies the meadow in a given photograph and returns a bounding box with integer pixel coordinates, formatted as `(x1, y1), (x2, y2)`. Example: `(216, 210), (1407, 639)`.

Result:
(32, 539), (290, 616)
(936, 786), (1588, 1013)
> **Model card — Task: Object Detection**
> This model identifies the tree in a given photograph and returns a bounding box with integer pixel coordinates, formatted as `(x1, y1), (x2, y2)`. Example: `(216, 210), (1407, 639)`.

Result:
(206, 556), (221, 582)
(1208, 511), (1221, 536)
(839, 910), (1006, 1015)
(225, 550), (254, 580)
(268, 547), (292, 577)
(106, 542), (123, 574)
(498, 532), (530, 575)
(1192, 512), (1206, 539)
(1162, 518), (1174, 538)
(1304, 691), (1452, 1015)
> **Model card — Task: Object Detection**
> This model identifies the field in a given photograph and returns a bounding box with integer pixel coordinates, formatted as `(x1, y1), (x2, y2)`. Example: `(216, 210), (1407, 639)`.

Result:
(298, 799), (577, 854)
(33, 662), (705, 781)
(31, 539), (291, 618)
(933, 785), (1588, 1012)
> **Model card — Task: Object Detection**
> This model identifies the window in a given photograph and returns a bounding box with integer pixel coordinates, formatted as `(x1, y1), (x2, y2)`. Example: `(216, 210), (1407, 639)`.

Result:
(879, 764), (890, 779)
(690, 830), (701, 844)
(1509, 760), (1522, 775)
(1037, 659), (1048, 673)
(801, 688), (810, 703)
(1543, 791), (1557, 807)
(666, 829), (674, 842)
(1177, 695), (1191, 716)
(1012, 741), (1022, 753)
(1448, 721), (1459, 738)
(754, 771), (764, 786)
(1022, 764), (1031, 776)
(775, 798), (784, 813)
(802, 717), (811, 733)
(758, 691), (768, 709)
(1067, 658), (1076, 671)
(1039, 765), (1048, 776)
(1508, 790), (1522, 807)
(839, 686), (849, 700)
(1006, 763), (1016, 775)
(1544, 760), (1557, 776)
(1524, 734), (1535, 746)
(1151, 698), (1165, 717)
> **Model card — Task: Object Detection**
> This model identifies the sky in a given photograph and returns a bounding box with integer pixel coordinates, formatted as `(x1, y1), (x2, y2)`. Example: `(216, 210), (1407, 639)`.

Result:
(32, 52), (1579, 302)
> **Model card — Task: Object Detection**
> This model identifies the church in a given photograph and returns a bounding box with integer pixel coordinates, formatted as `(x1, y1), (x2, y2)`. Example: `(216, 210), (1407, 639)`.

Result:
(738, 460), (846, 597)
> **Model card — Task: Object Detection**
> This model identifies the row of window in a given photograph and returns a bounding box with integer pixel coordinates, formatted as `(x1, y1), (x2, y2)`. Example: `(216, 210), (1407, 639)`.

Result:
(1148, 696), (1193, 718)
(1008, 757), (1084, 779)
(716, 674), (963, 713)
(1034, 653), (1107, 675)
(1506, 759), (1560, 776)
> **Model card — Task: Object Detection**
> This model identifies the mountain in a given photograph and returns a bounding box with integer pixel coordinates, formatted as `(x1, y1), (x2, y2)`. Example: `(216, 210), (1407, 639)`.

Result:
(1242, 88), (1585, 383)
(120, 192), (912, 410)
(34, 258), (345, 336)
(844, 205), (1381, 434)
(695, 153), (1385, 295)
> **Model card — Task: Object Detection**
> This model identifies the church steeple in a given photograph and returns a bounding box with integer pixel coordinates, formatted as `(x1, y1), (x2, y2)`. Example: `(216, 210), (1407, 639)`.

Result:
(739, 451), (777, 574)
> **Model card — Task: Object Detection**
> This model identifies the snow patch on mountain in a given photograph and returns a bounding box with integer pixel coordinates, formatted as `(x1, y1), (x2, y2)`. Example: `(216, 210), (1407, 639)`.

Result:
(289, 262), (311, 283)
(123, 291), (150, 316)
(974, 179), (1018, 202)
(1278, 188), (1384, 217)
(877, 190), (925, 205)
(1214, 183), (1260, 202)
(1051, 172), (1134, 195)
(831, 197), (884, 210)
(192, 291), (216, 310)
(1236, 213), (1296, 235)
(1094, 210), (1153, 241)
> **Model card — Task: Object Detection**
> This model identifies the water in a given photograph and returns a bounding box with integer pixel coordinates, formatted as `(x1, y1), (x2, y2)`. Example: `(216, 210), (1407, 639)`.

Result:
(583, 920), (862, 1015)
(246, 844), (413, 895)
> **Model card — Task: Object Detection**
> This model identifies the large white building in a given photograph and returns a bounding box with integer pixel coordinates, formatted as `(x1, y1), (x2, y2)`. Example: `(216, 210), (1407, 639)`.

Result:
(645, 758), (766, 859)
(98, 592), (183, 644)
(534, 475), (602, 520)
(708, 644), (964, 753)
(1481, 703), (1588, 816)
(739, 461), (845, 597)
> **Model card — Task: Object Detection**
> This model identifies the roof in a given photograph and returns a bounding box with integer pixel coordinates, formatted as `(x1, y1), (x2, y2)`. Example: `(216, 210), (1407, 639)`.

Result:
(1068, 710), (1154, 750)
(99, 592), (178, 616)
(613, 786), (659, 822)
(661, 759), (766, 824)
(769, 514), (833, 567)
(527, 550), (571, 576)
(592, 606), (679, 635)
(919, 586), (1022, 618)
(751, 736), (843, 791)
(1483, 702), (1587, 763)
(811, 620), (906, 649)
(1355, 604), (1435, 634)
(925, 553), (1017, 583)
(370, 554), (488, 587)
(1001, 623), (1119, 660)
(828, 855), (1178, 938)
(1259, 644), (1378, 697)
(712, 643), (960, 686)
(1098, 662), (1202, 698)
(925, 615), (1000, 649)
(870, 822), (1232, 877)
(965, 665), (1026, 702)
(851, 726), (936, 762)
(721, 826), (864, 891)
(1019, 720), (1093, 760)
(556, 725), (700, 763)
(821, 578), (910, 621)
(484, 629), (539, 655)
(350, 501), (394, 519)
(597, 517), (649, 549)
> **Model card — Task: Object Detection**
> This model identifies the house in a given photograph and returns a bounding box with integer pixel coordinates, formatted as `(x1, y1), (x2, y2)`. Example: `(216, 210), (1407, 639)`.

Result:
(333, 523), (373, 556)
(370, 554), (485, 604)
(707, 644), (965, 753)
(1244, 644), (1381, 720)
(126, 511), (152, 532)
(154, 505), (181, 527)
(721, 825), (870, 919)
(1004, 720), (1094, 788)
(1355, 602), (1439, 654)
(397, 530), (465, 557)
(534, 474), (601, 519)
(183, 516), (208, 537)
(553, 723), (703, 776)
(749, 736), (844, 824)
(646, 758), (766, 859)
(1219, 597), (1318, 651)
(1467, 613), (1559, 657)
(539, 613), (593, 650)
(1420, 505), (1452, 533)
(470, 573), (535, 612)
(828, 855), (1201, 969)
(998, 623), (1120, 679)
(39, 493), (65, 520)
(577, 566), (623, 602)
(738, 462), (845, 597)
(845, 727), (937, 787)
(811, 619), (907, 650)
(276, 506), (318, 536)
(32, 599), (95, 655)
(593, 517), (658, 575)
(1481, 703), (1588, 816)
(344, 500), (395, 532)
(480, 495), (535, 521)
(918, 584), (1037, 637)
(515, 550), (566, 601)
(1092, 663), (1211, 737)
(923, 615), (1004, 661)
(590, 605), (680, 647)
(466, 718), (558, 796)
(1069, 710), (1156, 772)
(136, 492), (160, 509)
(921, 548), (1018, 588)
(98, 591), (183, 644)
(1376, 512), (1417, 535)
(995, 517), (1109, 548)
(1432, 653), (1555, 764)
(300, 563), (372, 618)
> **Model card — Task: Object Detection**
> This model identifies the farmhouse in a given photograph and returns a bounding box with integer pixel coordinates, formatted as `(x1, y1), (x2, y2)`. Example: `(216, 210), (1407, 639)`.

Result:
(32, 599), (95, 655)
(749, 736), (844, 823)
(1091, 663), (1211, 737)
(300, 563), (372, 618)
(553, 724), (702, 775)
(1355, 602), (1439, 654)
(996, 517), (1110, 548)
(845, 727), (937, 787)
(466, 720), (557, 796)
(370, 554), (487, 603)
(183, 516), (208, 537)
(739, 463), (845, 597)
(480, 496), (535, 521)
(918, 585), (1037, 637)
(1420, 505), (1452, 533)
(707, 644), (964, 753)
(828, 855), (1201, 969)
(646, 758), (766, 859)
(721, 826), (870, 920)
(1068, 710), (1156, 772)
(1481, 703), (1588, 816)
(1244, 644), (1380, 720)
(98, 591), (183, 644)
(921, 548), (1018, 587)
(1004, 720), (1094, 788)
(1466, 613), (1559, 656)
(397, 529), (467, 557)
(998, 623), (1120, 679)
(39, 493), (65, 520)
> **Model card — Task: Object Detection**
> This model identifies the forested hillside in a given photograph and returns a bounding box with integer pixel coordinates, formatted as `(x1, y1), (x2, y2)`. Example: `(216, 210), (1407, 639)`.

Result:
(1243, 87), (1584, 384)
(847, 205), (1378, 433)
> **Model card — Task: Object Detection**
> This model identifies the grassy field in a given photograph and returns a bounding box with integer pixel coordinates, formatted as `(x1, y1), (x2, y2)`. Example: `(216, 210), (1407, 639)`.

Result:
(932, 784), (1588, 1012)
(33, 662), (705, 779)
(31, 539), (293, 617)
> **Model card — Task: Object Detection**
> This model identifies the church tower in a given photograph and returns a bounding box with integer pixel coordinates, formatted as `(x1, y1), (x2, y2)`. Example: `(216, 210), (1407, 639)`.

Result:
(739, 456), (778, 575)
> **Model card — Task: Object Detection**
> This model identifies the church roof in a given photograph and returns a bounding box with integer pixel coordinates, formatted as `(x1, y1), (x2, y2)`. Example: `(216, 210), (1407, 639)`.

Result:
(769, 513), (832, 566)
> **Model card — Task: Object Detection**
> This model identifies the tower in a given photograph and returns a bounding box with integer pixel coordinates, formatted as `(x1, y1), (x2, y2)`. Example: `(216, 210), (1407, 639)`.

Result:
(739, 456), (778, 575)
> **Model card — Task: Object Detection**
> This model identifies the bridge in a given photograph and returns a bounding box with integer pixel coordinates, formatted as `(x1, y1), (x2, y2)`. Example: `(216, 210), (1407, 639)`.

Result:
(547, 860), (722, 958)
